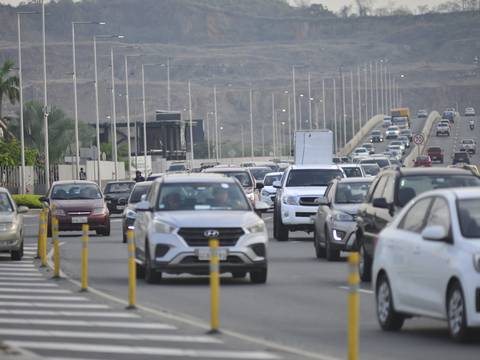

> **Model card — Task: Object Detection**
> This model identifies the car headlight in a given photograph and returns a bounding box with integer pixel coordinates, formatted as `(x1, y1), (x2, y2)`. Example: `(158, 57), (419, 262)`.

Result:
(283, 195), (298, 205)
(53, 209), (65, 216)
(153, 219), (176, 234)
(333, 211), (354, 222)
(125, 209), (136, 219)
(0, 222), (15, 231)
(92, 207), (107, 215)
(246, 221), (266, 234)
(473, 254), (480, 272)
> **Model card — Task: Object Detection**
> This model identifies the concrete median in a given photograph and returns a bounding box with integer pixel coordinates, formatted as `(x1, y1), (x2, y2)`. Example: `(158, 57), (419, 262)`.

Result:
(403, 111), (440, 167)
(339, 114), (385, 156)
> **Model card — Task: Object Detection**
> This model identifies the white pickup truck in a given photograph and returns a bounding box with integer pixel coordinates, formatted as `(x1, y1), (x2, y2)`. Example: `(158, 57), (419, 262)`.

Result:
(273, 165), (345, 241)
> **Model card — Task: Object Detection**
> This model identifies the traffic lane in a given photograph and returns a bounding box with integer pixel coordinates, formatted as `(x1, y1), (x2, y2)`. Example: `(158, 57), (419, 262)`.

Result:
(52, 216), (480, 360)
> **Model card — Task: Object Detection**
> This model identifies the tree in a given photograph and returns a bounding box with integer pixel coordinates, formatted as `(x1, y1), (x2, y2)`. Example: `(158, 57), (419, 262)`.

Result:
(0, 139), (37, 167)
(0, 60), (20, 121)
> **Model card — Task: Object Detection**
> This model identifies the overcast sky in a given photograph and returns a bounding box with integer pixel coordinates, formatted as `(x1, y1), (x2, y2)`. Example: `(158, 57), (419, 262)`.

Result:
(0, 0), (448, 12)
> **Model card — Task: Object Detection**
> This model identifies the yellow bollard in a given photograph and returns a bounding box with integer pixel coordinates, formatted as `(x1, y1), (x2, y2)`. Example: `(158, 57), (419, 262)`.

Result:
(52, 217), (60, 279)
(40, 209), (48, 267)
(37, 211), (44, 259)
(80, 224), (89, 292)
(347, 252), (360, 360)
(126, 229), (136, 310)
(208, 238), (220, 334)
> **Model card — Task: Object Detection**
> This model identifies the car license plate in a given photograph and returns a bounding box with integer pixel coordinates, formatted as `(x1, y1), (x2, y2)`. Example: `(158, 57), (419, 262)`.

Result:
(116, 205), (125, 210)
(72, 217), (88, 224)
(196, 248), (228, 261)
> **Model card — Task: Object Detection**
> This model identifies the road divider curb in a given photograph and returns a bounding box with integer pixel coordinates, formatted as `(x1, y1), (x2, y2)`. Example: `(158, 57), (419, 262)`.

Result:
(404, 111), (440, 167)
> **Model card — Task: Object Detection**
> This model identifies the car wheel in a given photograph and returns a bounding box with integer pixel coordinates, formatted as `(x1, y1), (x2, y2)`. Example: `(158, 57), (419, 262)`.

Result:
(11, 239), (23, 261)
(273, 207), (278, 239)
(313, 227), (325, 259)
(447, 282), (472, 342)
(144, 244), (162, 284)
(122, 232), (127, 244)
(376, 273), (405, 331)
(359, 242), (372, 282)
(232, 272), (247, 279)
(325, 228), (340, 262)
(274, 209), (289, 242)
(250, 268), (267, 284)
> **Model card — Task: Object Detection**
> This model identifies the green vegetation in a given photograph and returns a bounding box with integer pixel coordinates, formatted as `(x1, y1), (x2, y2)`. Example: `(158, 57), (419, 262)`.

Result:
(0, 60), (19, 120)
(12, 194), (43, 209)
(0, 138), (38, 167)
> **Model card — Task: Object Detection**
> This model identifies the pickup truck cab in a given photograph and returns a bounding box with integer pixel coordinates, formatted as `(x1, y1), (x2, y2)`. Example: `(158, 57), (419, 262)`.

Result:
(273, 165), (345, 241)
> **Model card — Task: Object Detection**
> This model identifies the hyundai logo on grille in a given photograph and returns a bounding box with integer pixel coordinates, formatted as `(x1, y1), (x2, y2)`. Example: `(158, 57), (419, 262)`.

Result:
(204, 229), (220, 238)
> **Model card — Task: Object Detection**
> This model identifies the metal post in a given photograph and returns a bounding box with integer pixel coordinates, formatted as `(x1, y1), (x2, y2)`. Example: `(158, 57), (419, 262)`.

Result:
(370, 62), (374, 118)
(322, 79), (326, 129)
(241, 125), (245, 157)
(36, 212), (43, 258)
(375, 61), (379, 114)
(167, 58), (171, 111)
(52, 217), (60, 279)
(93, 36), (101, 184)
(81, 224), (89, 291)
(249, 88), (254, 159)
(261, 125), (265, 157)
(348, 252), (360, 360)
(308, 72), (312, 130)
(110, 48), (118, 180)
(141, 64), (147, 175)
(287, 95), (292, 156)
(41, 0), (50, 188)
(213, 86), (219, 162)
(17, 14), (26, 194)
(41, 208), (48, 267)
(380, 61), (384, 114)
(206, 112), (211, 160)
(72, 23), (80, 179)
(364, 64), (368, 122)
(342, 71), (347, 146)
(292, 66), (297, 133)
(126, 229), (136, 309)
(208, 238), (220, 334)
(188, 80), (194, 168)
(333, 78), (338, 154)
(298, 97), (302, 131)
(124, 56), (132, 178)
(357, 66), (362, 129)
(272, 93), (276, 158)
(350, 70), (355, 138)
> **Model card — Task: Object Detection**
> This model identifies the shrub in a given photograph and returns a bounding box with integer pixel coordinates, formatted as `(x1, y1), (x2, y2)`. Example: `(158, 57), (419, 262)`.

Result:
(12, 194), (43, 209)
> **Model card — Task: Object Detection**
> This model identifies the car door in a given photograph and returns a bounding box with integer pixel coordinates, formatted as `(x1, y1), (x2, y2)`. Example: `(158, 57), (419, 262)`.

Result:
(134, 182), (157, 263)
(358, 176), (386, 251)
(315, 182), (333, 244)
(367, 175), (392, 256)
(394, 197), (434, 311)
(408, 196), (453, 317)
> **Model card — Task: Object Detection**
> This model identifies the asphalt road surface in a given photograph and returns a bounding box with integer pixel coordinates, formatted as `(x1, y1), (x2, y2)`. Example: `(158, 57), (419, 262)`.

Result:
(8, 212), (478, 360)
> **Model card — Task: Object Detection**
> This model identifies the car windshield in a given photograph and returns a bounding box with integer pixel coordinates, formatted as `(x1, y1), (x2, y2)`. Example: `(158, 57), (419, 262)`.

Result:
(209, 171), (253, 188)
(249, 168), (271, 181)
(457, 199), (480, 239)
(361, 164), (380, 176)
(104, 182), (134, 194)
(335, 182), (370, 204)
(387, 127), (397, 131)
(341, 167), (363, 178)
(397, 175), (480, 207)
(462, 140), (474, 144)
(263, 174), (282, 186)
(355, 148), (367, 154)
(51, 184), (102, 200)
(0, 193), (14, 212)
(417, 156), (430, 161)
(361, 158), (390, 168)
(286, 169), (343, 187)
(454, 153), (469, 160)
(371, 131), (381, 136)
(156, 182), (250, 211)
(129, 184), (151, 204)
(168, 164), (186, 171)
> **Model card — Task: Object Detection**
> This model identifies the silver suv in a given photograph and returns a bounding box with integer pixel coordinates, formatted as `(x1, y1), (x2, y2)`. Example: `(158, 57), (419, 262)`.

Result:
(460, 139), (476, 154)
(134, 174), (269, 284)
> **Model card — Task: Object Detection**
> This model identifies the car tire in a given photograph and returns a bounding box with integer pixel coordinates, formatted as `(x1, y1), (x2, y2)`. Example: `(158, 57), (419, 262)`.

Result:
(11, 240), (23, 261)
(376, 273), (405, 331)
(325, 228), (340, 262)
(274, 208), (289, 242)
(136, 262), (145, 279)
(273, 206), (278, 239)
(250, 268), (267, 284)
(122, 232), (127, 243)
(447, 281), (472, 342)
(232, 272), (247, 279)
(314, 227), (325, 259)
(144, 244), (162, 284)
(359, 241), (372, 282)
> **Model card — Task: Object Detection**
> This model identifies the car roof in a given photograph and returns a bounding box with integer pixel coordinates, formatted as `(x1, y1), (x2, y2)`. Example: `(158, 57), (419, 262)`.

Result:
(265, 172), (283, 176)
(340, 164), (361, 168)
(335, 177), (373, 184)
(247, 166), (271, 170)
(160, 173), (235, 184)
(0, 187), (10, 194)
(105, 180), (135, 185)
(289, 165), (342, 170)
(384, 167), (474, 176)
(51, 180), (98, 186)
(203, 167), (247, 173)
(133, 181), (153, 188)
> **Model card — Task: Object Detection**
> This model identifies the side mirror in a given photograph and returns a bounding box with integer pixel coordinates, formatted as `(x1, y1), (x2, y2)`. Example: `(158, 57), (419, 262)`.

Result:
(256, 182), (264, 190)
(314, 197), (329, 206)
(17, 206), (29, 214)
(39, 196), (49, 203)
(421, 225), (449, 242)
(135, 200), (152, 212)
(372, 197), (390, 209)
(272, 181), (281, 189)
(254, 201), (270, 212)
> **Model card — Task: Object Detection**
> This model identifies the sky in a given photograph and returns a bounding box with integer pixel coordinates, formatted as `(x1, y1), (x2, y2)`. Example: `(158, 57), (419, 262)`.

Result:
(0, 0), (448, 12)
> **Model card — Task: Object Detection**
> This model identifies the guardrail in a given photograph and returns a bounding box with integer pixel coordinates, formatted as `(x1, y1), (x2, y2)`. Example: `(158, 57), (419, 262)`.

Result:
(403, 111), (440, 167)
(338, 114), (385, 156)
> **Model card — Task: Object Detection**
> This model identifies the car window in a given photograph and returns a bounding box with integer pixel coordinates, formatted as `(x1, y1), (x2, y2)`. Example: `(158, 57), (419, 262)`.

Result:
(457, 198), (480, 238)
(210, 171), (253, 188)
(51, 184), (102, 200)
(286, 169), (343, 187)
(104, 182), (134, 194)
(425, 197), (451, 233)
(383, 176), (395, 203)
(334, 182), (370, 204)
(263, 174), (281, 186)
(129, 184), (152, 204)
(398, 198), (433, 233)
(372, 176), (388, 200)
(342, 166), (363, 178)
(0, 193), (14, 212)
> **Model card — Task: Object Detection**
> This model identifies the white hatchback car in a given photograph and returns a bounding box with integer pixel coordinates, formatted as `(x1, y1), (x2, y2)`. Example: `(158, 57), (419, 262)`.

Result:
(373, 188), (480, 342)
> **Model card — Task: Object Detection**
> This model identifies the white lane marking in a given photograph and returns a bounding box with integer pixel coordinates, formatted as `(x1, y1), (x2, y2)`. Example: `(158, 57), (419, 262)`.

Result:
(0, 329), (221, 344)
(0, 318), (176, 330)
(0, 277), (45, 282)
(0, 282), (57, 287)
(338, 285), (373, 294)
(0, 295), (87, 301)
(0, 264), (34, 268)
(0, 268), (40, 272)
(0, 302), (109, 309)
(0, 309), (138, 318)
(6, 341), (280, 359)
(0, 288), (70, 294)
(0, 272), (42, 277)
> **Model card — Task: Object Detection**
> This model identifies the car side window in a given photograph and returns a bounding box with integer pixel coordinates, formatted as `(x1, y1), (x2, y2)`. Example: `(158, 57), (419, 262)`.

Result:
(383, 176), (395, 204)
(425, 197), (451, 233)
(323, 183), (332, 202)
(398, 198), (433, 234)
(371, 176), (387, 200)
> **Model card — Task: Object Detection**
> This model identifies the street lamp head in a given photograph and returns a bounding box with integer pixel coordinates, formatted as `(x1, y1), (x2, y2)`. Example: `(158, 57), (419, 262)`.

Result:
(299, 94), (304, 97)
(98, 22), (106, 25)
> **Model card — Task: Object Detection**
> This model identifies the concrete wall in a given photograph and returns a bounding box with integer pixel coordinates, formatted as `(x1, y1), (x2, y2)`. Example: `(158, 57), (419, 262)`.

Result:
(85, 161), (126, 181)
(338, 114), (385, 156)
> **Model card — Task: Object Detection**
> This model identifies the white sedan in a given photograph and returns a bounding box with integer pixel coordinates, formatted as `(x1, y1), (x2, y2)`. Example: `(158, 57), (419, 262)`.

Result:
(373, 188), (480, 342)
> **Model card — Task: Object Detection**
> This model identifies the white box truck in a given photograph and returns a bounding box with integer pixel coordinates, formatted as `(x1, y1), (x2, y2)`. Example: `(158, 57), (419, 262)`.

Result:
(294, 130), (333, 165)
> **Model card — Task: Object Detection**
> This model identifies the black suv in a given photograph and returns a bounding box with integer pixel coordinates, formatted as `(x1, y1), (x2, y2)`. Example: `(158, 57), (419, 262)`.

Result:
(104, 181), (135, 214)
(355, 167), (480, 282)
(453, 151), (470, 165)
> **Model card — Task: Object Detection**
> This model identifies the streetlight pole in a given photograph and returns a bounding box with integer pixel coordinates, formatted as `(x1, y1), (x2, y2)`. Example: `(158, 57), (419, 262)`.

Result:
(341, 71), (346, 147)
(308, 72), (312, 130)
(188, 80), (194, 168)
(364, 63), (368, 122)
(322, 79), (326, 129)
(370, 62), (374, 117)
(249, 88), (254, 159)
(292, 66), (297, 133)
(41, 0), (50, 188)
(110, 48), (119, 180)
(333, 78), (337, 154)
(141, 64), (147, 175)
(124, 55), (133, 178)
(272, 93), (276, 158)
(261, 125), (265, 157)
(375, 61), (379, 114)
(357, 65), (362, 129)
(379, 61), (384, 114)
(72, 21), (105, 180)
(350, 70), (355, 138)
(206, 112), (211, 160)
(298, 94), (303, 131)
(287, 95), (292, 156)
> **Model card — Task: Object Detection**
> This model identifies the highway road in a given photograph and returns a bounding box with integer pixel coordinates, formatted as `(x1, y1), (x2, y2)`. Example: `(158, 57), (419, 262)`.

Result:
(3, 212), (478, 360)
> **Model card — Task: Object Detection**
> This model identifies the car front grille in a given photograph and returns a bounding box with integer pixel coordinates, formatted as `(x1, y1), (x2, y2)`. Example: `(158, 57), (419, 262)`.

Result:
(68, 211), (91, 216)
(299, 197), (321, 206)
(178, 227), (244, 247)
(179, 255), (244, 264)
(296, 212), (315, 217)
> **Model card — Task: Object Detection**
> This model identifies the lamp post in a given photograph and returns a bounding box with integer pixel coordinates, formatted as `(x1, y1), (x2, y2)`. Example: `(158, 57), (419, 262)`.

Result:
(249, 88), (254, 160)
(292, 66), (297, 133)
(298, 93), (304, 131)
(213, 86), (219, 162)
(333, 78), (338, 154)
(41, 0), (50, 188)
(308, 72), (312, 130)
(72, 21), (105, 180)
(188, 80), (194, 169)
(322, 79), (326, 129)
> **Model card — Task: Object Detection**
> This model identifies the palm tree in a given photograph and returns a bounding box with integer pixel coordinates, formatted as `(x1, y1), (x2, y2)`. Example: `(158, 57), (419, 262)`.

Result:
(0, 60), (20, 120)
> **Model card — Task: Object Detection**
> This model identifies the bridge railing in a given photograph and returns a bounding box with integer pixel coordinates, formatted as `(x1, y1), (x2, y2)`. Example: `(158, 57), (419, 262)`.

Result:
(403, 111), (440, 168)
(338, 114), (385, 156)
